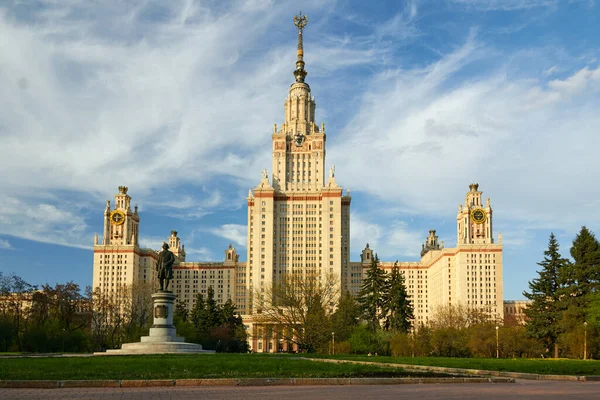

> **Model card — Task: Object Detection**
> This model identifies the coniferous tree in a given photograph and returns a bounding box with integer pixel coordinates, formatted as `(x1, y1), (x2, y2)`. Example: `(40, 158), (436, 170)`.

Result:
(205, 286), (219, 327)
(218, 299), (237, 325)
(382, 263), (414, 333)
(523, 233), (568, 357)
(174, 300), (189, 322)
(191, 292), (207, 332)
(563, 226), (600, 304)
(331, 291), (361, 341)
(357, 254), (387, 332)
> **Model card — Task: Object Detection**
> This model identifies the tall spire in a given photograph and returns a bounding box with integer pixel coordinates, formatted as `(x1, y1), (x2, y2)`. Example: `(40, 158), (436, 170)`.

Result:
(293, 12), (308, 83)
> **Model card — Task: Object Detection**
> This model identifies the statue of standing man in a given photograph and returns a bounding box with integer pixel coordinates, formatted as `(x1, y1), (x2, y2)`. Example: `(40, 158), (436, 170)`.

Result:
(156, 242), (175, 291)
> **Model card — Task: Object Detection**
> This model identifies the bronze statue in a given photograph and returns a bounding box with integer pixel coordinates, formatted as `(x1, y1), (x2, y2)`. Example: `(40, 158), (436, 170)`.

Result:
(156, 242), (175, 291)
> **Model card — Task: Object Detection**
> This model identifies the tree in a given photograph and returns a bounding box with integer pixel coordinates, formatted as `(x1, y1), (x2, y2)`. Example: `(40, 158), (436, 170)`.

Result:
(174, 300), (189, 322)
(562, 227), (600, 306)
(382, 263), (414, 333)
(204, 287), (219, 328)
(0, 273), (36, 351)
(191, 292), (208, 335)
(255, 272), (338, 353)
(119, 282), (153, 344)
(523, 233), (568, 358)
(331, 291), (360, 341)
(211, 299), (248, 353)
(357, 254), (387, 332)
(429, 304), (489, 330)
(186, 289), (248, 351)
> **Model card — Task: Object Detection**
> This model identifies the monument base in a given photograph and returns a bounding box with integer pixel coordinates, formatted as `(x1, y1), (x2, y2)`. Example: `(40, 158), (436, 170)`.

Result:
(96, 291), (214, 355)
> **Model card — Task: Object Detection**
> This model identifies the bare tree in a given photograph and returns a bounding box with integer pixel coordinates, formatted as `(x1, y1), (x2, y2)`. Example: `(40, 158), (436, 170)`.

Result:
(90, 282), (154, 350)
(429, 303), (500, 330)
(255, 273), (338, 352)
(121, 282), (154, 342)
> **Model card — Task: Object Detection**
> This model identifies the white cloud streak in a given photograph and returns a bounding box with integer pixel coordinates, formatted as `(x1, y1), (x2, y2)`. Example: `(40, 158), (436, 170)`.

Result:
(351, 213), (423, 259)
(330, 35), (600, 240)
(208, 224), (248, 248)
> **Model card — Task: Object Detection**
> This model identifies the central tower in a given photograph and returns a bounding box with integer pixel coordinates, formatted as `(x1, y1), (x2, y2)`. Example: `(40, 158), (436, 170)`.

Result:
(246, 14), (351, 315)
(272, 13), (325, 192)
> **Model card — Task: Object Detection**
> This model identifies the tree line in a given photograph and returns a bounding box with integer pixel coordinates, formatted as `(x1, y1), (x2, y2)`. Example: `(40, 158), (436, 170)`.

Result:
(0, 274), (246, 353)
(253, 254), (544, 357)
(2, 226), (598, 358)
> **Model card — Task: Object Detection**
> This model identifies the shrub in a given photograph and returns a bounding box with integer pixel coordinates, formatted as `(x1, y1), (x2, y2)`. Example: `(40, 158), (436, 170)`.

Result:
(390, 333), (411, 357)
(430, 327), (471, 357)
(348, 325), (390, 355)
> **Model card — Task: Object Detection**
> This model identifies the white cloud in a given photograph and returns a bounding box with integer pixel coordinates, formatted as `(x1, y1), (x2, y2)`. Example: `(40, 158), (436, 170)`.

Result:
(0, 239), (12, 250)
(351, 213), (423, 259)
(449, 0), (558, 11)
(0, 195), (89, 249)
(548, 66), (600, 94)
(330, 37), (600, 236)
(544, 65), (558, 76)
(182, 246), (214, 260)
(208, 224), (248, 248)
(138, 236), (165, 251)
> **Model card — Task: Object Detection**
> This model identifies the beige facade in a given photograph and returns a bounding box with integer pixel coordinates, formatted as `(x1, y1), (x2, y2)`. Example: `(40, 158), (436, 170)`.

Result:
(504, 300), (530, 325)
(93, 189), (242, 311)
(91, 17), (508, 351)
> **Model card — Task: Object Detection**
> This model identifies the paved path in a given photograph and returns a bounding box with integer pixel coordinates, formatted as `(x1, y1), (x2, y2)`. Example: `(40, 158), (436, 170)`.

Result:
(1, 380), (600, 400)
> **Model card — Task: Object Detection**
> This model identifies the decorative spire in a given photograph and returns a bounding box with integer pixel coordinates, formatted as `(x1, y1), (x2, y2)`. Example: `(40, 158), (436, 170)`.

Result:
(293, 12), (308, 83)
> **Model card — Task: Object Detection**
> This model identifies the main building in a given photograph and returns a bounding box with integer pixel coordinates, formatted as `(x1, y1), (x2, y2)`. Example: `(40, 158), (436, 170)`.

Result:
(92, 15), (504, 352)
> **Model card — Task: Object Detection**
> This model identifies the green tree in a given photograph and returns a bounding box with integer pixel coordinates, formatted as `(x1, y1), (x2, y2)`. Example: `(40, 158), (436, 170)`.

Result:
(331, 291), (360, 341)
(204, 286), (219, 328)
(382, 262), (414, 333)
(523, 233), (568, 357)
(563, 227), (600, 305)
(191, 292), (207, 334)
(218, 299), (237, 326)
(357, 254), (387, 332)
(211, 299), (248, 353)
(174, 300), (189, 322)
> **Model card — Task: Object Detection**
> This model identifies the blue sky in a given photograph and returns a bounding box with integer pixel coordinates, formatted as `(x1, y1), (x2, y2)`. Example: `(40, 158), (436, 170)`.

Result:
(0, 0), (599, 300)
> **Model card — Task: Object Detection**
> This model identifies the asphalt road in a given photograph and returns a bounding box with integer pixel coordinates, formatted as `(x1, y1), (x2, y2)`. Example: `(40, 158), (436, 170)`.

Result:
(1, 380), (600, 400)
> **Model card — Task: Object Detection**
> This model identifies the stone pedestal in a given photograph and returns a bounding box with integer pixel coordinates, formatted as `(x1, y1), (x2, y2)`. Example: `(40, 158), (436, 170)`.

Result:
(99, 291), (213, 355)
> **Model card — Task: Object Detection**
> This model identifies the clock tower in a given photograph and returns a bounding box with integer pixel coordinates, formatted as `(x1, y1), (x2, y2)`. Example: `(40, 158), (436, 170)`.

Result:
(100, 186), (139, 246)
(93, 186), (156, 297)
(457, 183), (494, 245)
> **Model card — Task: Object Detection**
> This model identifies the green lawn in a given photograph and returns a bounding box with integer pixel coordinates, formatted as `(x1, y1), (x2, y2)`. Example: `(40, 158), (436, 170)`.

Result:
(0, 354), (443, 380)
(306, 355), (600, 376)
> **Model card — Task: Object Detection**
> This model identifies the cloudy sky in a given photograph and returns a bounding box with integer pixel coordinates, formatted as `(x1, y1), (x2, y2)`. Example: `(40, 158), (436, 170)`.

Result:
(0, 0), (598, 300)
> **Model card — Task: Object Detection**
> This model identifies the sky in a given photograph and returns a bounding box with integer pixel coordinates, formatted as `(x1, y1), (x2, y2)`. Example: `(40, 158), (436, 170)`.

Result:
(0, 0), (599, 300)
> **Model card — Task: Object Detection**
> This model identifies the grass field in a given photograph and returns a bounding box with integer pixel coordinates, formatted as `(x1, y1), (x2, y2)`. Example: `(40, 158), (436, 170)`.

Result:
(0, 354), (441, 380)
(307, 355), (600, 376)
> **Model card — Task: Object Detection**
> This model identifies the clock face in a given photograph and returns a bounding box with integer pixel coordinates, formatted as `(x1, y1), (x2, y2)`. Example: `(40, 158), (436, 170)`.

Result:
(110, 210), (125, 225)
(470, 208), (486, 224)
(294, 133), (305, 147)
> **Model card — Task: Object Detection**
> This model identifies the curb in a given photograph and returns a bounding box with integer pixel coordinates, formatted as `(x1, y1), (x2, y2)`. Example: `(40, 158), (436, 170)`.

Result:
(304, 358), (600, 382)
(0, 377), (514, 388)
